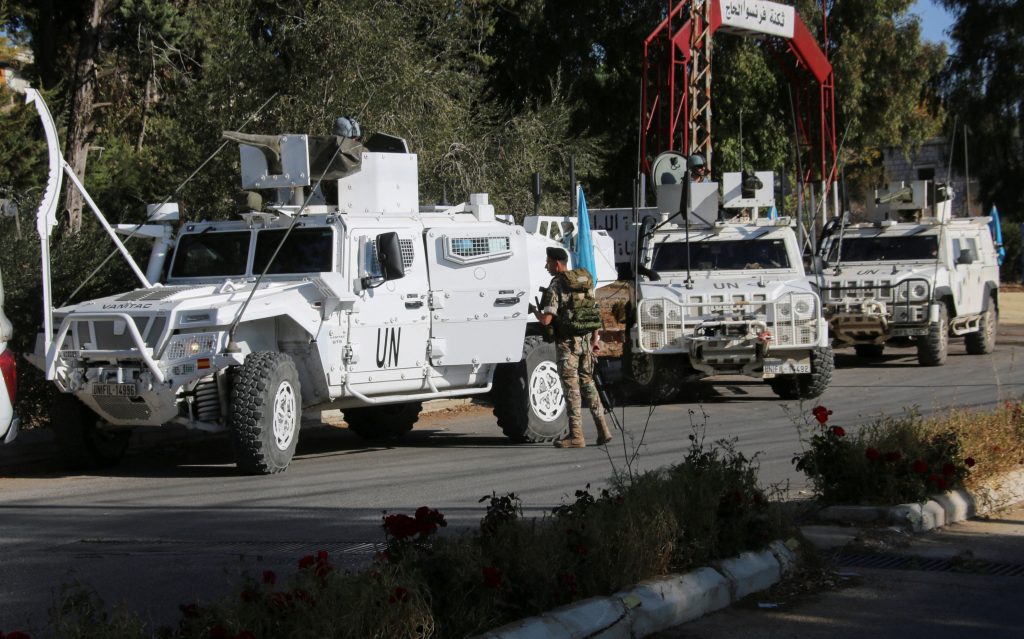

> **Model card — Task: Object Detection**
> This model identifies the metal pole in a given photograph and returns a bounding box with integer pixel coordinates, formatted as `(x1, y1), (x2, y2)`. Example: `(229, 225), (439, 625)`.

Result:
(963, 125), (971, 216)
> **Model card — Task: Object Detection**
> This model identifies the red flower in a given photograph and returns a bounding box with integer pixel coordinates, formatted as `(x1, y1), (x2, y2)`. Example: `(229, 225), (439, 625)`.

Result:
(926, 474), (947, 489)
(317, 550), (329, 562)
(262, 570), (276, 586)
(884, 451), (902, 463)
(865, 447), (881, 461)
(812, 406), (832, 424)
(942, 463), (956, 476)
(965, 457), (976, 467)
(389, 586), (410, 604)
(209, 626), (229, 639)
(298, 555), (315, 569)
(912, 460), (928, 474)
(5, 632), (31, 639)
(482, 566), (503, 589)
(179, 603), (201, 618)
(383, 514), (421, 540)
(831, 426), (845, 437)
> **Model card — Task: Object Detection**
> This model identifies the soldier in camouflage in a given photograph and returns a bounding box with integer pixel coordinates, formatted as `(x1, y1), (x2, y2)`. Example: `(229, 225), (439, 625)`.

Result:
(533, 247), (614, 448)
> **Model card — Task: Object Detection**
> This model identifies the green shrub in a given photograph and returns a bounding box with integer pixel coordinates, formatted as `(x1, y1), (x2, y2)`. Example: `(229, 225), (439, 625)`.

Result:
(793, 402), (1024, 505)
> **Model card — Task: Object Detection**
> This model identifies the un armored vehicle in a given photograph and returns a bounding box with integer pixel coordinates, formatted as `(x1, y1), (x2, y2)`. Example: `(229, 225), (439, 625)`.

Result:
(625, 153), (832, 401)
(25, 90), (613, 473)
(815, 180), (1000, 365)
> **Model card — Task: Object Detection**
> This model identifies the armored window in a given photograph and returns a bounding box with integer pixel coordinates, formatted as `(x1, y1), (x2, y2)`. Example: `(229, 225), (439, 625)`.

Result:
(828, 235), (938, 262)
(653, 239), (790, 271)
(253, 228), (334, 274)
(443, 235), (512, 264)
(170, 231), (251, 278)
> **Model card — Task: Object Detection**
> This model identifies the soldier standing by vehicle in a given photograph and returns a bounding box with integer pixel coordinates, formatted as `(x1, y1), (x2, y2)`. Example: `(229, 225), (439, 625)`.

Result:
(532, 247), (613, 448)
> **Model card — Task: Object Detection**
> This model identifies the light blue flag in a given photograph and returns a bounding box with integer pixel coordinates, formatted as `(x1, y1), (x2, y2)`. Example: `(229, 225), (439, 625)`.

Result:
(988, 205), (1005, 266)
(768, 205), (778, 220)
(574, 185), (598, 282)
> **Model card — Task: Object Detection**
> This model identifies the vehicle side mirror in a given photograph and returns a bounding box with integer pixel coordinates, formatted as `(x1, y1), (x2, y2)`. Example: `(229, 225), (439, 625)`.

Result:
(376, 232), (406, 281)
(956, 248), (976, 265)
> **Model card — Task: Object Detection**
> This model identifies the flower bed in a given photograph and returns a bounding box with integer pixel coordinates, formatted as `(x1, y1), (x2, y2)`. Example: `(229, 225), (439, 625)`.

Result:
(793, 401), (1024, 506)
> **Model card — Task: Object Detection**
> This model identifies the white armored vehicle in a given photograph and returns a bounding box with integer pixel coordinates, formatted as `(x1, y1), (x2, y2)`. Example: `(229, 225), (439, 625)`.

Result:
(815, 180), (1000, 365)
(627, 153), (832, 400)
(25, 90), (612, 473)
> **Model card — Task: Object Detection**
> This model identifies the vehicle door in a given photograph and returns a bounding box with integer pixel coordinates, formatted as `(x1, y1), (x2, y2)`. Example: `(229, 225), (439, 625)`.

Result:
(951, 233), (984, 315)
(424, 225), (530, 367)
(345, 227), (431, 386)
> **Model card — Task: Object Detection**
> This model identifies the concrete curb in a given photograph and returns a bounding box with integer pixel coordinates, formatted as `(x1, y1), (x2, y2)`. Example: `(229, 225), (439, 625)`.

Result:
(473, 540), (799, 639)
(817, 468), (1024, 532)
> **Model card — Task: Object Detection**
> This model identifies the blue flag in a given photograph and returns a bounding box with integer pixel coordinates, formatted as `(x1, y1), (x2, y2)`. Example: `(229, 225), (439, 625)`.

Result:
(574, 185), (598, 282)
(988, 205), (1005, 266)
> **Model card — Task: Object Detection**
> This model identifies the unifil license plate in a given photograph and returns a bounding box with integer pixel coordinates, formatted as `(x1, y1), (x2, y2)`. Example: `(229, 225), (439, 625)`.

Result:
(92, 383), (138, 397)
(763, 358), (811, 375)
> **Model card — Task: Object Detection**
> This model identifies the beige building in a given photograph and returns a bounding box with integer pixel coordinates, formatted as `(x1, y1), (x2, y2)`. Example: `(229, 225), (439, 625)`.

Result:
(881, 137), (982, 217)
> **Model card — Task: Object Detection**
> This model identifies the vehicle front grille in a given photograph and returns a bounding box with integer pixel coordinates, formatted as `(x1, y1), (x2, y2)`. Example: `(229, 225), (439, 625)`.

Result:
(638, 291), (817, 351)
(59, 315), (167, 352)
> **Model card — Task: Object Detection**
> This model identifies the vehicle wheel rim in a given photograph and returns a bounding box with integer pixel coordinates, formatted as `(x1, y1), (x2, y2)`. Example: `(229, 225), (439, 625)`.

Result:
(272, 381), (297, 450)
(529, 361), (564, 422)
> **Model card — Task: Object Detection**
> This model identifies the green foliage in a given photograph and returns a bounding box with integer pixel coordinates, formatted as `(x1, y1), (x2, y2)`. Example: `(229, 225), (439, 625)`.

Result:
(1000, 220), (1021, 283)
(939, 0), (1024, 219)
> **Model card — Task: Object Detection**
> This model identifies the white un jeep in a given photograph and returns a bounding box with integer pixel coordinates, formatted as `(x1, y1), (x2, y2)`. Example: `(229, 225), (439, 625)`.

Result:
(25, 90), (614, 473)
(626, 153), (832, 401)
(815, 180), (1000, 365)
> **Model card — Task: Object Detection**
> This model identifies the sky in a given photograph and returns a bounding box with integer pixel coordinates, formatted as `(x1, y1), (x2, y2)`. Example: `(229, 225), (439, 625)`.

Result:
(911, 0), (956, 46)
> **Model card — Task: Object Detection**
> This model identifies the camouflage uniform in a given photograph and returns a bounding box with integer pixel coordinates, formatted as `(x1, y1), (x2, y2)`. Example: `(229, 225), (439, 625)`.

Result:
(541, 275), (612, 446)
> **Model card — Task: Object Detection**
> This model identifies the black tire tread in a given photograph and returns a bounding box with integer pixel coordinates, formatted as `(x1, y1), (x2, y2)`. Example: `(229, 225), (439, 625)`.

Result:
(769, 347), (834, 400)
(917, 304), (949, 366)
(230, 351), (300, 475)
(492, 336), (564, 443)
(964, 303), (997, 355)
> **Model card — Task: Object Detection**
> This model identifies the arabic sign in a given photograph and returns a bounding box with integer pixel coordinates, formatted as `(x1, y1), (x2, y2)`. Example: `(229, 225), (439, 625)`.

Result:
(719, 0), (794, 39)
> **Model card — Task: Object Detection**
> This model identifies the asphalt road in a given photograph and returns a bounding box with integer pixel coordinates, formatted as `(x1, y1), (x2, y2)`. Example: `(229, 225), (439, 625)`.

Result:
(1, 331), (1022, 634)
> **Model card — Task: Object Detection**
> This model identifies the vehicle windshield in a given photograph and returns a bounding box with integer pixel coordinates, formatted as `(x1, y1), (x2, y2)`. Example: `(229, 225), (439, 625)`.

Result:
(253, 228), (334, 274)
(827, 235), (938, 262)
(170, 231), (250, 278)
(652, 239), (790, 271)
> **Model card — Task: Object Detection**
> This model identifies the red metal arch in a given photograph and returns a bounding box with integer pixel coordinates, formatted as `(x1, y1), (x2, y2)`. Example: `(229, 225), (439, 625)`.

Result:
(640, 1), (836, 190)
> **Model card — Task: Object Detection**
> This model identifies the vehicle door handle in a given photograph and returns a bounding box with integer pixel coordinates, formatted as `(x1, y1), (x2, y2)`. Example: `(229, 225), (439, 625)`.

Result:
(405, 300), (424, 308)
(494, 297), (520, 306)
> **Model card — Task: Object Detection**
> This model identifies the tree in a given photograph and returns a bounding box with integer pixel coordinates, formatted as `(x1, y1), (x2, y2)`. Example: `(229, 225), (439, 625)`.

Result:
(939, 0), (1024, 219)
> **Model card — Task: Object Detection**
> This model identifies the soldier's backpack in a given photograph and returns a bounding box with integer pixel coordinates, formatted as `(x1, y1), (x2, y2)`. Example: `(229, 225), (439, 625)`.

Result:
(556, 268), (603, 336)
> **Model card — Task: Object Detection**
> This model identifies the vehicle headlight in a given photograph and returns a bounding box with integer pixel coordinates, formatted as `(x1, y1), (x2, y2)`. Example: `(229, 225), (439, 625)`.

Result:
(667, 307), (681, 321)
(793, 295), (816, 320)
(165, 332), (221, 361)
(645, 302), (664, 321)
(776, 303), (792, 319)
(910, 283), (928, 301)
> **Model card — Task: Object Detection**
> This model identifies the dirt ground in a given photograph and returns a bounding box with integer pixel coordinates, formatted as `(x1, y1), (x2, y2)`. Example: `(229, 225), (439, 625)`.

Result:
(1000, 288), (1024, 324)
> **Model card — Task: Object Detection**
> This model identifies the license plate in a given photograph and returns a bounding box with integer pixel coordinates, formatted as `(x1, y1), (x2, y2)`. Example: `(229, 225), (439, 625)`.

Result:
(763, 358), (811, 375)
(892, 327), (928, 337)
(92, 383), (138, 397)
(59, 350), (81, 360)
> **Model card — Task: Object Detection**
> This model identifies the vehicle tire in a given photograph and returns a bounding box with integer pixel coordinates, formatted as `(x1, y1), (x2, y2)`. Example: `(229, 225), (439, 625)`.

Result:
(964, 303), (997, 355)
(343, 402), (422, 440)
(492, 336), (567, 443)
(768, 347), (834, 400)
(628, 351), (685, 404)
(229, 352), (301, 475)
(854, 344), (885, 359)
(51, 394), (131, 469)
(917, 303), (949, 366)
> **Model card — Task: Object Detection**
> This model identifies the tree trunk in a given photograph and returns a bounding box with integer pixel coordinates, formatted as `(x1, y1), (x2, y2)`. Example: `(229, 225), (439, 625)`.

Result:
(62, 0), (117, 233)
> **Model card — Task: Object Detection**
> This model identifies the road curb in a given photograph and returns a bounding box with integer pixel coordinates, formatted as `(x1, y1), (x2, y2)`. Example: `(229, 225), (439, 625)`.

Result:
(474, 541), (798, 639)
(816, 468), (1024, 532)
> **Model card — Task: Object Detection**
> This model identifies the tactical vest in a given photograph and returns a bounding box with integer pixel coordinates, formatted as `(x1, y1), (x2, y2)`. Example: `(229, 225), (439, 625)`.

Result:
(556, 268), (603, 337)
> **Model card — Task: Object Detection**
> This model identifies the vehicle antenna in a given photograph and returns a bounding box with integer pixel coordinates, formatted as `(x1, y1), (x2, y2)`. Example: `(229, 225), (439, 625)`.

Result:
(226, 142), (345, 351)
(61, 92), (280, 307)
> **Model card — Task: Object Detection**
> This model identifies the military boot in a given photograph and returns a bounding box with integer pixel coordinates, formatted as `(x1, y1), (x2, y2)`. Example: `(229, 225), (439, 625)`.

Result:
(595, 414), (614, 446)
(554, 423), (586, 448)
